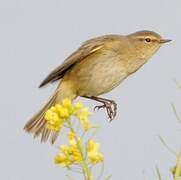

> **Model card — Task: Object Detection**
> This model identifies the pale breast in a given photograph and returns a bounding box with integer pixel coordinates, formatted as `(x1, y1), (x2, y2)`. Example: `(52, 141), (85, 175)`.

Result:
(66, 50), (128, 96)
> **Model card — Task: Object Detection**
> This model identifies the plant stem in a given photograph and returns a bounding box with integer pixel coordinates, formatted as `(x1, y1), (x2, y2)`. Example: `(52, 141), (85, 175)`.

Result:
(67, 118), (92, 180)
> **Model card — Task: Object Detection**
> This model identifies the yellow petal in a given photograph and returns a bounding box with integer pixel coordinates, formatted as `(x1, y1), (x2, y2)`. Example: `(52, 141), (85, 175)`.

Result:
(59, 107), (70, 119)
(60, 145), (69, 152)
(87, 139), (100, 152)
(55, 104), (63, 111)
(80, 119), (92, 131)
(50, 106), (56, 112)
(67, 131), (76, 141)
(88, 152), (104, 164)
(62, 98), (72, 108)
(74, 102), (83, 110)
(54, 154), (72, 167)
(44, 110), (53, 120)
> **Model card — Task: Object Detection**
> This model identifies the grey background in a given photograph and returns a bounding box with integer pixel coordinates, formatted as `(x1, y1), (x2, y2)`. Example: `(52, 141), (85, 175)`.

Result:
(0, 0), (181, 179)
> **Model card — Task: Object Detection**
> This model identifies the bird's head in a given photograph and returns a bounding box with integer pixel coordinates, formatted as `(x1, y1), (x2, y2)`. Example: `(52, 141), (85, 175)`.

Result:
(127, 30), (171, 59)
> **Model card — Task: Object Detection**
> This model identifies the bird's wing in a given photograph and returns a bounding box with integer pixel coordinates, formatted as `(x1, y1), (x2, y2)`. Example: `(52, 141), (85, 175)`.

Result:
(39, 37), (106, 87)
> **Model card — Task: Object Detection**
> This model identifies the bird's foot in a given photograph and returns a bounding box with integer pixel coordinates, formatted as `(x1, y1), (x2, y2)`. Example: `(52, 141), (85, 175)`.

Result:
(83, 96), (117, 121)
(94, 99), (117, 121)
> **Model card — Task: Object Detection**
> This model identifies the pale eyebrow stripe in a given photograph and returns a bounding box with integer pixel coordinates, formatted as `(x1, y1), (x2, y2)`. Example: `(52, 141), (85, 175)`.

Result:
(137, 37), (159, 42)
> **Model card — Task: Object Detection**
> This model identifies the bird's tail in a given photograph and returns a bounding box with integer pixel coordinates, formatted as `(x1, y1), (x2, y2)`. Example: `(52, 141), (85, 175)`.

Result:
(24, 82), (76, 144)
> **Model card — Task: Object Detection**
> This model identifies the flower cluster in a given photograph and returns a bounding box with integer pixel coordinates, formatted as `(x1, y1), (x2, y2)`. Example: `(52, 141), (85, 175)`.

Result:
(44, 98), (104, 179)
(171, 152), (181, 180)
(44, 98), (92, 132)
(171, 166), (181, 177)
(54, 132), (83, 167)
(54, 132), (103, 167)
(87, 139), (104, 165)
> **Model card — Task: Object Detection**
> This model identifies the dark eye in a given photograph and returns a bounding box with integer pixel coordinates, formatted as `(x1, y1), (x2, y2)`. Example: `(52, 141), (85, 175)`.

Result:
(145, 38), (151, 42)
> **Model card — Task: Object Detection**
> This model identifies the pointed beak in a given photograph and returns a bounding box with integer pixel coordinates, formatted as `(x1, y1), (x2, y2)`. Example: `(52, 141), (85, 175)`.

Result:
(160, 39), (172, 44)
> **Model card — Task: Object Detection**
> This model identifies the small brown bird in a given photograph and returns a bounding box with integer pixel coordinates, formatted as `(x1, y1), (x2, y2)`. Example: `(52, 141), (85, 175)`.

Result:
(24, 30), (171, 143)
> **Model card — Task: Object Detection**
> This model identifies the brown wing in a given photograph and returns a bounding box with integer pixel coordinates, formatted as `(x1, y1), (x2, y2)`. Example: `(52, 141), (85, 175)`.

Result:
(39, 37), (105, 88)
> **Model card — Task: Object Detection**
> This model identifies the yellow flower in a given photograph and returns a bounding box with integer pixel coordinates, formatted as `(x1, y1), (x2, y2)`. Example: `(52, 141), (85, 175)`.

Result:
(67, 132), (76, 147)
(44, 99), (74, 132)
(54, 154), (72, 167)
(69, 146), (83, 163)
(59, 107), (70, 119)
(80, 119), (92, 132)
(76, 107), (92, 131)
(46, 98), (103, 179)
(88, 151), (104, 165)
(78, 107), (90, 118)
(54, 104), (71, 119)
(54, 132), (83, 167)
(62, 98), (72, 108)
(50, 106), (57, 112)
(171, 166), (181, 177)
(67, 132), (83, 162)
(68, 131), (76, 140)
(74, 102), (83, 111)
(87, 139), (100, 152)
(87, 139), (104, 165)
(44, 109), (64, 132)
(44, 98), (94, 132)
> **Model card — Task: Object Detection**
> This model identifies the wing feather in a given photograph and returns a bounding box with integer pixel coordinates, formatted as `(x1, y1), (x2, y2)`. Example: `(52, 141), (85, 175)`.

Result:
(39, 37), (104, 87)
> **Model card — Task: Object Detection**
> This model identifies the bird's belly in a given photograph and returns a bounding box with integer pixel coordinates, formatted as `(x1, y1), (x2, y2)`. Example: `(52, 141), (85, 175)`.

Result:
(79, 69), (127, 96)
(68, 53), (128, 96)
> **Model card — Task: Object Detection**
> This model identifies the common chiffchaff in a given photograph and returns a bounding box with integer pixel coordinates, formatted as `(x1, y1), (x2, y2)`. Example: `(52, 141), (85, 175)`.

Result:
(24, 30), (171, 143)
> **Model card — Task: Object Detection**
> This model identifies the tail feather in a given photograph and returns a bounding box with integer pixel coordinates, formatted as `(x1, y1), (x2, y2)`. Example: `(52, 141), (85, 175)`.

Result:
(24, 90), (59, 144)
(41, 128), (51, 142)
(25, 81), (77, 144)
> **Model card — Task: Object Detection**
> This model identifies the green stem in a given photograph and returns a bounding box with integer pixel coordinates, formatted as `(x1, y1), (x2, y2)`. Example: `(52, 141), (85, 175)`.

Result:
(67, 118), (92, 180)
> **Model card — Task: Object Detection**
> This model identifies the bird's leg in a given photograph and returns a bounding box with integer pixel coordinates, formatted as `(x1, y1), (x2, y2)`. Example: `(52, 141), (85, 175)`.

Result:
(83, 96), (117, 121)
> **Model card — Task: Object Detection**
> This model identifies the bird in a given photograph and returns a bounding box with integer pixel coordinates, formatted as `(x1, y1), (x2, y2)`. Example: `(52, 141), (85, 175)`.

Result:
(24, 30), (171, 144)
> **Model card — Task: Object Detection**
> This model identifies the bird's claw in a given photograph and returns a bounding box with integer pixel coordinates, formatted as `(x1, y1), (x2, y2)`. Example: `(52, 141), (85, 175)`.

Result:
(94, 105), (105, 111)
(94, 100), (117, 121)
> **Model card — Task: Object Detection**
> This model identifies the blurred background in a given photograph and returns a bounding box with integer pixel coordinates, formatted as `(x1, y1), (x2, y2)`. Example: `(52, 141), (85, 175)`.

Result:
(0, 0), (181, 179)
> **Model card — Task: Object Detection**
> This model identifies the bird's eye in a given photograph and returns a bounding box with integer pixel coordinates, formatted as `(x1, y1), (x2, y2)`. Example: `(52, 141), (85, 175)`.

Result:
(145, 38), (151, 43)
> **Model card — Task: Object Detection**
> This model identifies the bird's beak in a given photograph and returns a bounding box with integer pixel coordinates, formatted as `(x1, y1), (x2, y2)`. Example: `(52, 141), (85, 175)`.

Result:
(160, 39), (172, 44)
